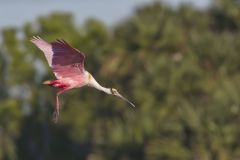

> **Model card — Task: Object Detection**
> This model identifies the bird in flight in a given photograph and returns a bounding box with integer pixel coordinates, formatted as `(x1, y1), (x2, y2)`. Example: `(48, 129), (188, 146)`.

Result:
(31, 36), (135, 122)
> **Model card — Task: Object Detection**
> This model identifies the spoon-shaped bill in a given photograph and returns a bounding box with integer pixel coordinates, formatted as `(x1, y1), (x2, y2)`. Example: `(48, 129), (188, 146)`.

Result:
(115, 92), (135, 107)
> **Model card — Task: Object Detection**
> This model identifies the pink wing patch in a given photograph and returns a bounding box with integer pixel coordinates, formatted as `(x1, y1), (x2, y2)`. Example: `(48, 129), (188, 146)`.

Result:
(31, 36), (86, 79)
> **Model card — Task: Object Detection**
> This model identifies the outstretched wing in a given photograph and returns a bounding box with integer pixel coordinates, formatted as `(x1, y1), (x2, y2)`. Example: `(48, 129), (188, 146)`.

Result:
(31, 36), (85, 79)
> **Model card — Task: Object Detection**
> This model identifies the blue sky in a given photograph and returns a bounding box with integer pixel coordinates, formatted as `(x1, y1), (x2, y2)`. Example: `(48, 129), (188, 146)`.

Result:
(0, 0), (211, 28)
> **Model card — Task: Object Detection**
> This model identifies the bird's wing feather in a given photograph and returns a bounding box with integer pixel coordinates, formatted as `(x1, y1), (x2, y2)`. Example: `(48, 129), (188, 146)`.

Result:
(31, 36), (53, 66)
(31, 36), (86, 79)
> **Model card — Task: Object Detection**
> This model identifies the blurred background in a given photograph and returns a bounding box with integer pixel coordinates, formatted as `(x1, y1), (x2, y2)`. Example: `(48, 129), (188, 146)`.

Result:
(0, 0), (240, 159)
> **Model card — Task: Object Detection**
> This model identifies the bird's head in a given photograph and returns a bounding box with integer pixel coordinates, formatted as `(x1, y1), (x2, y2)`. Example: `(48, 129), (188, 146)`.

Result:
(110, 88), (135, 107)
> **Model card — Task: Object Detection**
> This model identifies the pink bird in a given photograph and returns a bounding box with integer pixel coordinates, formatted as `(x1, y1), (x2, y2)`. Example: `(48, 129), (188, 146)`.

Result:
(31, 36), (135, 122)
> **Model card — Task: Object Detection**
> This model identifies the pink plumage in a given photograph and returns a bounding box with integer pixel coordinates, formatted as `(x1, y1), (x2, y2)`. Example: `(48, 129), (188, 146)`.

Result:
(31, 36), (135, 122)
(31, 36), (85, 79)
(31, 36), (88, 121)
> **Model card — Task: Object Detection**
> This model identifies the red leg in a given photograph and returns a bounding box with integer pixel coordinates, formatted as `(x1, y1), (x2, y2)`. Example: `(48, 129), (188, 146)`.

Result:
(53, 89), (65, 123)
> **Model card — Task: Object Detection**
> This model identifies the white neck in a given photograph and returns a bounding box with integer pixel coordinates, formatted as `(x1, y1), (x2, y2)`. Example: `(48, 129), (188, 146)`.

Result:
(88, 74), (111, 94)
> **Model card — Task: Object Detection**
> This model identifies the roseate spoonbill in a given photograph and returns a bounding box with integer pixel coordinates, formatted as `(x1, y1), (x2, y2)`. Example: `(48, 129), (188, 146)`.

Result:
(31, 36), (135, 122)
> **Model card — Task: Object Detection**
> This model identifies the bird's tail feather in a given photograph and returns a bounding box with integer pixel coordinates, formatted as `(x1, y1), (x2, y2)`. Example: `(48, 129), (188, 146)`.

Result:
(43, 80), (51, 85)
(42, 80), (70, 89)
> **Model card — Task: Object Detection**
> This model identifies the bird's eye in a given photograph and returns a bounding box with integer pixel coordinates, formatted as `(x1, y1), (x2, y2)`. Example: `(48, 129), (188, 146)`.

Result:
(111, 88), (117, 95)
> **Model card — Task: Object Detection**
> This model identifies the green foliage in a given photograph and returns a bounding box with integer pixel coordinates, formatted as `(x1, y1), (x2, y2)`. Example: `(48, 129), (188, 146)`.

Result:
(1, 1), (240, 160)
